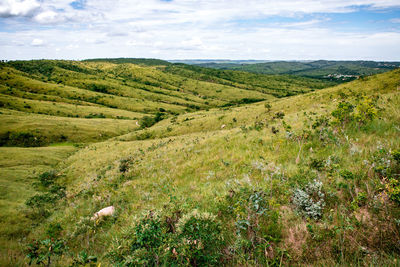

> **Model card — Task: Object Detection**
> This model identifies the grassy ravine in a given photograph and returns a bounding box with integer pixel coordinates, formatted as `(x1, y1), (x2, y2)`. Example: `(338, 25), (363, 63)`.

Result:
(0, 63), (399, 266)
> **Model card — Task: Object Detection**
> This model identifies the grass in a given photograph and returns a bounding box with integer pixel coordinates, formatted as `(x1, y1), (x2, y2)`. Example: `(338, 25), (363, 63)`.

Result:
(0, 146), (77, 266)
(0, 60), (399, 266)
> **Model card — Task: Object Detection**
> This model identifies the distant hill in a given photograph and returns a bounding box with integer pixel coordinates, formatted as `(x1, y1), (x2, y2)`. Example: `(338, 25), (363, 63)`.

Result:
(83, 57), (172, 66)
(169, 59), (273, 64)
(0, 59), (332, 146)
(193, 60), (400, 82)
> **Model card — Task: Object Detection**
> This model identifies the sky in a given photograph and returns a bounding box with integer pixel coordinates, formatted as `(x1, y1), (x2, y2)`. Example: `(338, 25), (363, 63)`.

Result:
(0, 0), (400, 61)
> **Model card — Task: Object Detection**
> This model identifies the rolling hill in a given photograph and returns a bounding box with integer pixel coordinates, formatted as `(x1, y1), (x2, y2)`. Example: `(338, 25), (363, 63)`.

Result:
(0, 60), (399, 266)
(0, 59), (333, 146)
(194, 60), (400, 82)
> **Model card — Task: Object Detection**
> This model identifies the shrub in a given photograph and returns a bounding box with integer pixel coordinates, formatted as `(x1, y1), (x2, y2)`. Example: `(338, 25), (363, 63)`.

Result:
(352, 191), (367, 207)
(353, 97), (378, 125)
(71, 251), (97, 266)
(339, 170), (354, 180)
(309, 157), (325, 171)
(132, 211), (166, 252)
(387, 179), (400, 204)
(331, 101), (354, 125)
(220, 185), (281, 263)
(139, 112), (165, 129)
(292, 180), (325, 220)
(392, 150), (400, 162)
(38, 170), (58, 187)
(119, 156), (133, 173)
(26, 238), (67, 267)
(175, 210), (223, 266)
(274, 111), (285, 119)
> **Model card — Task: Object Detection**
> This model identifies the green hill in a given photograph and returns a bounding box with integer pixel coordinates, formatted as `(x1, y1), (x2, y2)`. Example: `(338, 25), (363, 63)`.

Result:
(196, 60), (400, 82)
(0, 60), (333, 146)
(0, 60), (400, 266)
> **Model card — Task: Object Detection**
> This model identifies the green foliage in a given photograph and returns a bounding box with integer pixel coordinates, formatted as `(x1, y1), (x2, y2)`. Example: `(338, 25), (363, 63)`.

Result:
(71, 251), (97, 266)
(353, 97), (378, 124)
(387, 179), (400, 204)
(339, 169), (354, 180)
(331, 96), (378, 127)
(38, 170), (58, 187)
(26, 238), (67, 267)
(331, 101), (354, 125)
(219, 184), (281, 264)
(392, 150), (400, 162)
(108, 208), (223, 266)
(139, 112), (165, 129)
(0, 131), (45, 147)
(132, 211), (166, 252)
(25, 170), (65, 220)
(175, 210), (223, 265)
(119, 156), (133, 173)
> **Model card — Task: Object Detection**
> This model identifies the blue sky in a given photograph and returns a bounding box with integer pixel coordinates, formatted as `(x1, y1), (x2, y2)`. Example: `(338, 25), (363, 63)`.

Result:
(0, 0), (400, 60)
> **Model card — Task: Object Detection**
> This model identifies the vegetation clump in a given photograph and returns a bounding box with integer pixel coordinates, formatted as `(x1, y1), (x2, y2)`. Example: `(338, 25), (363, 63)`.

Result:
(292, 180), (325, 220)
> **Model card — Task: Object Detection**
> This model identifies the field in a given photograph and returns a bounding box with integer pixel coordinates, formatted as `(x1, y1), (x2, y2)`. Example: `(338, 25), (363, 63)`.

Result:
(0, 60), (399, 266)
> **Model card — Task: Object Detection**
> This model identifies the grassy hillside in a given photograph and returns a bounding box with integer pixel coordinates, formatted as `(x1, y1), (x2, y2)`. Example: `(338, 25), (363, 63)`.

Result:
(0, 61), (399, 266)
(1, 68), (399, 266)
(0, 59), (334, 146)
(196, 60), (400, 82)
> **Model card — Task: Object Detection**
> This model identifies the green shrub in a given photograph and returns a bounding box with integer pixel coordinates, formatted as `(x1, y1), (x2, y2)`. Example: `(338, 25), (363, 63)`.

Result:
(26, 238), (67, 267)
(175, 210), (223, 266)
(387, 179), (400, 204)
(37, 170), (58, 187)
(219, 185), (281, 264)
(119, 156), (133, 173)
(392, 150), (400, 162)
(331, 101), (354, 125)
(339, 170), (354, 180)
(139, 112), (165, 129)
(353, 97), (378, 125)
(309, 157), (325, 171)
(71, 251), (97, 266)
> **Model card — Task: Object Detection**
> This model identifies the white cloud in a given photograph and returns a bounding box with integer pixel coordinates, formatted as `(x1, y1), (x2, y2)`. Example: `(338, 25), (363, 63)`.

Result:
(391, 18), (400, 23)
(0, 0), (400, 60)
(0, 0), (40, 17)
(34, 10), (64, 24)
(31, 38), (44, 46)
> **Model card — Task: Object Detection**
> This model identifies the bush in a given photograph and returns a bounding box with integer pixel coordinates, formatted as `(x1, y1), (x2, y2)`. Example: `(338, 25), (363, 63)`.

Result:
(71, 251), (97, 266)
(387, 179), (400, 204)
(26, 238), (67, 267)
(38, 170), (58, 187)
(175, 210), (223, 266)
(331, 101), (354, 125)
(292, 180), (325, 220)
(353, 97), (378, 125)
(119, 157), (133, 173)
(339, 170), (354, 180)
(0, 131), (46, 147)
(219, 185), (281, 263)
(139, 112), (165, 129)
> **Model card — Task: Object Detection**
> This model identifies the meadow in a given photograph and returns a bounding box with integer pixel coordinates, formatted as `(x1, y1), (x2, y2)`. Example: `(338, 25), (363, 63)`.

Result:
(0, 60), (399, 266)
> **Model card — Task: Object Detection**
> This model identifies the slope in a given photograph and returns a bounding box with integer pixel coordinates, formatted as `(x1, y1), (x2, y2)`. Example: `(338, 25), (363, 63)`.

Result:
(3, 69), (399, 266)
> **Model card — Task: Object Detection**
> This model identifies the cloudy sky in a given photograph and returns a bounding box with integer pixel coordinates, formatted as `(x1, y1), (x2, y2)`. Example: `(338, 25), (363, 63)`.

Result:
(1, 0), (400, 60)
